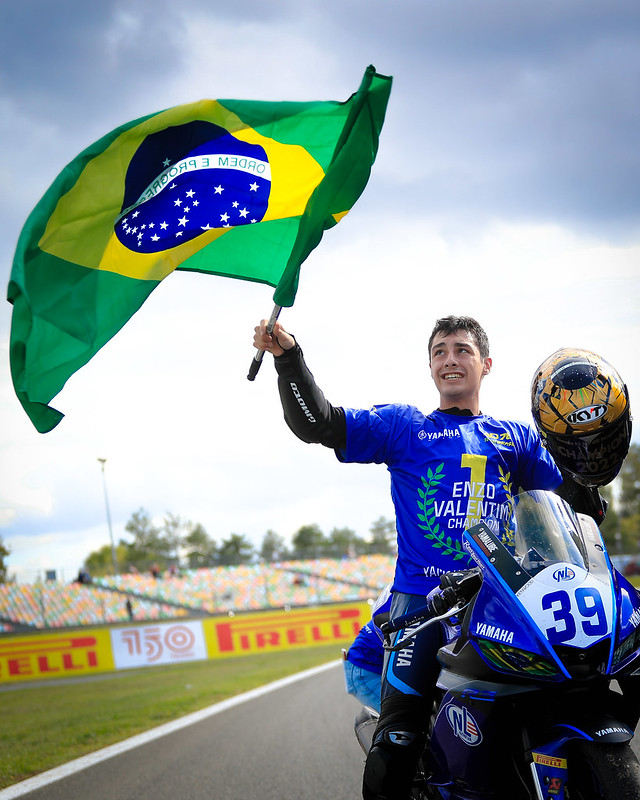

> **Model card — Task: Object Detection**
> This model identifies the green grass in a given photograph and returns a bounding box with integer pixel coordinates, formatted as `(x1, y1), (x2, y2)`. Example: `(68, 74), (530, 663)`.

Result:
(0, 644), (342, 790)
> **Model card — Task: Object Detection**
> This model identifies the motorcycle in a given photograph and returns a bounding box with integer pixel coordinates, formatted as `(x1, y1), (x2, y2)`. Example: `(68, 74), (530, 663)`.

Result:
(354, 489), (640, 799)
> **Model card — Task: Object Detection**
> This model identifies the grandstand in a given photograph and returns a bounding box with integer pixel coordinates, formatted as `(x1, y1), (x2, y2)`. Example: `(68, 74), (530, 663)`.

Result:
(0, 555), (394, 632)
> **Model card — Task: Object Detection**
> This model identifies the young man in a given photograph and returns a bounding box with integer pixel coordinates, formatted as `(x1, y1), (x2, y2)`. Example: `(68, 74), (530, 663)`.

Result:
(253, 315), (562, 800)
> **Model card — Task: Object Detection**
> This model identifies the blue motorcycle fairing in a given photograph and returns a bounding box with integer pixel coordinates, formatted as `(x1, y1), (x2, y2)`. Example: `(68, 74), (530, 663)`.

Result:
(462, 508), (626, 680)
(612, 569), (640, 672)
(430, 670), (635, 799)
(467, 569), (569, 677)
(462, 522), (571, 679)
(362, 491), (640, 799)
(428, 672), (538, 796)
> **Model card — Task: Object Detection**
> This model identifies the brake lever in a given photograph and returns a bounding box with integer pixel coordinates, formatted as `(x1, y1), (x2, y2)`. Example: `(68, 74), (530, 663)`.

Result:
(384, 602), (469, 652)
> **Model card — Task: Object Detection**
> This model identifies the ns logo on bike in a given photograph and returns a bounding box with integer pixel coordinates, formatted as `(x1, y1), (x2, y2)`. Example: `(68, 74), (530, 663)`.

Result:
(445, 704), (483, 746)
(553, 566), (576, 582)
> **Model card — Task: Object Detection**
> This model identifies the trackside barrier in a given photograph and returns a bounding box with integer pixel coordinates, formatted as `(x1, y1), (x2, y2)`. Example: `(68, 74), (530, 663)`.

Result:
(0, 601), (371, 683)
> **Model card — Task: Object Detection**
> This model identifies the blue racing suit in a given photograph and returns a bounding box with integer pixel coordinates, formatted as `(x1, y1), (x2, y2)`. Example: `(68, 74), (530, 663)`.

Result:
(273, 343), (562, 800)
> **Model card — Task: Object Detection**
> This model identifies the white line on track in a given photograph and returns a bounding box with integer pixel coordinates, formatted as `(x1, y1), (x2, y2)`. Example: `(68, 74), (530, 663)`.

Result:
(0, 659), (341, 800)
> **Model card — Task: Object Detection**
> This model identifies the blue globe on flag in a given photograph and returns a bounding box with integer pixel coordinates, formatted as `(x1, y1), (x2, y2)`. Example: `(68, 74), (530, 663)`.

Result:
(116, 121), (271, 254)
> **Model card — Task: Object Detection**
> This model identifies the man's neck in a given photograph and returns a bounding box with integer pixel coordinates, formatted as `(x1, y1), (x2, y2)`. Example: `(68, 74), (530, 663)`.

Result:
(439, 406), (477, 416)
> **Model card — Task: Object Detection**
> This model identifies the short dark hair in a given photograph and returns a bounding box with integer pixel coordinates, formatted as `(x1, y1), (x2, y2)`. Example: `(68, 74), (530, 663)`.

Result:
(428, 316), (490, 361)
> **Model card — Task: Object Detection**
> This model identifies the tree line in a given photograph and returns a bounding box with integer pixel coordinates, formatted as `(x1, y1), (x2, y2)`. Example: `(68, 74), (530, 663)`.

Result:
(80, 442), (640, 576)
(600, 442), (640, 555)
(0, 444), (638, 583)
(81, 511), (397, 577)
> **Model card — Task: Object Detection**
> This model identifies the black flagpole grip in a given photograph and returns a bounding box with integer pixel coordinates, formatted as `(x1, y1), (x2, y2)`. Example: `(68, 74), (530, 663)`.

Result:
(247, 304), (282, 381)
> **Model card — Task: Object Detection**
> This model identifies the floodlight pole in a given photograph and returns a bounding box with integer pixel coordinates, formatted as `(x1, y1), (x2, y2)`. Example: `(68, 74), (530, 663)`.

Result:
(97, 458), (118, 575)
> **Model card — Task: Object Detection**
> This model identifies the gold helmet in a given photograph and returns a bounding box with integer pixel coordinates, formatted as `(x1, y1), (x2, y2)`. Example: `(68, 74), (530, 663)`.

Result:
(531, 348), (632, 487)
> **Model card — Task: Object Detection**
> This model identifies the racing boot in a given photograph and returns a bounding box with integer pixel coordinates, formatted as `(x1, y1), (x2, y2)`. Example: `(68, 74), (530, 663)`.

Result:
(362, 725), (427, 800)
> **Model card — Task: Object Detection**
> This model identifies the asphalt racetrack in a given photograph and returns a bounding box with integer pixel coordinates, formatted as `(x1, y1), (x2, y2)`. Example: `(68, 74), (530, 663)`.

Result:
(4, 661), (364, 800)
(4, 662), (640, 800)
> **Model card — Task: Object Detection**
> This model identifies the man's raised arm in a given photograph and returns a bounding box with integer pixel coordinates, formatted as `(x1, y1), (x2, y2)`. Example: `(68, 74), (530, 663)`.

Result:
(253, 320), (346, 449)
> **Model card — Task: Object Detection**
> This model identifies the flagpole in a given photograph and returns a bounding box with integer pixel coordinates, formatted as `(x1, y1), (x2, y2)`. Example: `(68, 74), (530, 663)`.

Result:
(247, 304), (282, 381)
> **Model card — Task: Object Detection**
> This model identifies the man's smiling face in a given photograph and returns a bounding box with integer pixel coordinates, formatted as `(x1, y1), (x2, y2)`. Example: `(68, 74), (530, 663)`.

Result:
(429, 330), (492, 412)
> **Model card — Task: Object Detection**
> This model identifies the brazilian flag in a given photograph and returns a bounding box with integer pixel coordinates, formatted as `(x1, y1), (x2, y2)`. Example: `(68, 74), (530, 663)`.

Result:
(8, 66), (392, 433)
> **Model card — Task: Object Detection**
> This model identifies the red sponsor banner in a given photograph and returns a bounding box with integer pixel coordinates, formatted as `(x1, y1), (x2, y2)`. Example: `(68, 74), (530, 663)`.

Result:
(203, 602), (371, 658)
(0, 629), (114, 683)
(0, 602), (372, 681)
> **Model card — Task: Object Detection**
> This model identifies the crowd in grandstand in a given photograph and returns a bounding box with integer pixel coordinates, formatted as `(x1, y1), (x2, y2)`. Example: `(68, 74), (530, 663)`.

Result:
(0, 555), (394, 632)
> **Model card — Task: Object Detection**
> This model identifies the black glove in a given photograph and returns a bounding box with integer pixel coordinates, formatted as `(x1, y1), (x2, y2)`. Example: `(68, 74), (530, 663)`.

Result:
(555, 475), (608, 524)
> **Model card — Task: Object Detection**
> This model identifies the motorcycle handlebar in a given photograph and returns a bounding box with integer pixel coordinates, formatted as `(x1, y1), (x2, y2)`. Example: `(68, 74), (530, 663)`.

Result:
(380, 602), (434, 636)
(380, 568), (482, 636)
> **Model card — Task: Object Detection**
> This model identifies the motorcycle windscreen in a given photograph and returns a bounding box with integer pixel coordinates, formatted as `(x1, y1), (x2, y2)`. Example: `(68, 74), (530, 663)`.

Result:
(508, 490), (589, 577)
(466, 490), (616, 660)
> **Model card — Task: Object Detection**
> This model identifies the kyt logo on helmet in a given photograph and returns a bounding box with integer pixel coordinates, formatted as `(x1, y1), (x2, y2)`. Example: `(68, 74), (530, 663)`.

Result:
(565, 405), (607, 425)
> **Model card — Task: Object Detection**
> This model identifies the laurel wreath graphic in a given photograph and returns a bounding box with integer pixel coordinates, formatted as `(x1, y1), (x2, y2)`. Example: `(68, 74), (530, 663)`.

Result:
(416, 463), (468, 561)
(498, 467), (515, 549)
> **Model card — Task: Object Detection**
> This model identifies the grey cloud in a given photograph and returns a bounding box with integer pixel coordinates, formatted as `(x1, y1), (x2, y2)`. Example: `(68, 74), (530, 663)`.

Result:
(1, 0), (639, 252)
(348, 5), (640, 237)
(0, 0), (186, 123)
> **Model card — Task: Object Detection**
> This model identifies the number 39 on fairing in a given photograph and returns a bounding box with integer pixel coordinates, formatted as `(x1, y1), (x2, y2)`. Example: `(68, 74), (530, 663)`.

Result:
(516, 565), (614, 648)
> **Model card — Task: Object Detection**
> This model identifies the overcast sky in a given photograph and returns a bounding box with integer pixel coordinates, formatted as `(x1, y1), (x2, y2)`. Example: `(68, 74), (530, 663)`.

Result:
(1, 0), (639, 583)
